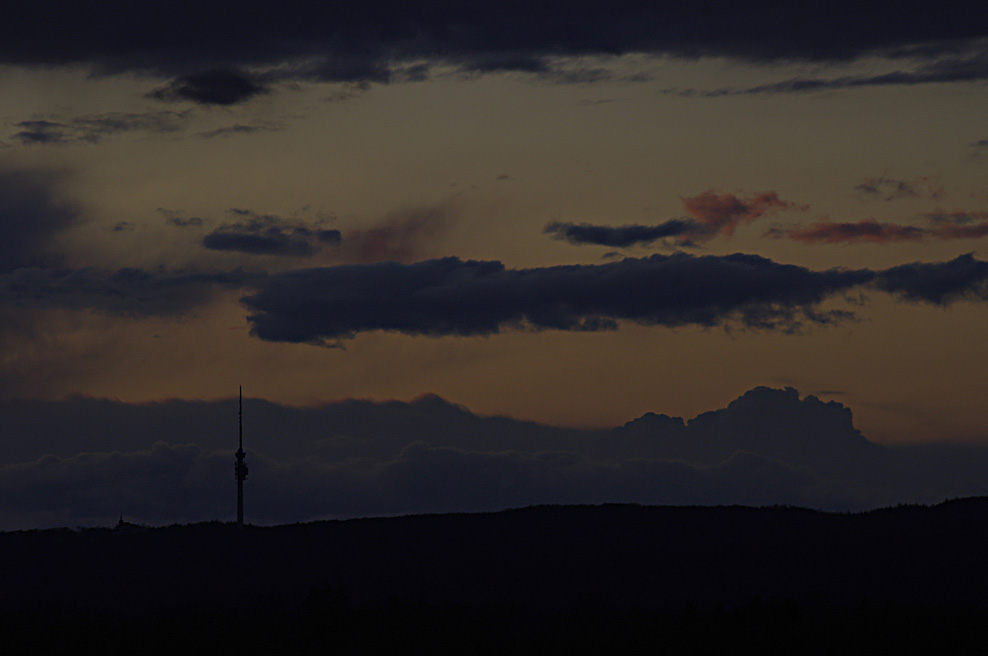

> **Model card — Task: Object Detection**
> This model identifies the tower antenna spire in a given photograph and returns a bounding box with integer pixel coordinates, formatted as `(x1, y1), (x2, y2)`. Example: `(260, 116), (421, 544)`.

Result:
(235, 386), (248, 527)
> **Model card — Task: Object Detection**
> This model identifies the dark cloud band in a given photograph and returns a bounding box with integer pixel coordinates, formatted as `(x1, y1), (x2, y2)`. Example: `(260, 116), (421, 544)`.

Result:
(241, 253), (988, 344)
(4, 1), (988, 81)
(202, 209), (340, 258)
(544, 220), (695, 248)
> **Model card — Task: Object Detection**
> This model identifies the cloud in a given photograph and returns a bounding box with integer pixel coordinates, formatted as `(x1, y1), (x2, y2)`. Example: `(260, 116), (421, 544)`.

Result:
(773, 220), (928, 244)
(769, 214), (988, 244)
(873, 253), (988, 304)
(544, 191), (802, 249)
(0, 168), (79, 271)
(0, 266), (259, 316)
(855, 175), (945, 201)
(202, 209), (340, 257)
(339, 205), (450, 263)
(148, 69), (268, 105)
(4, 2), (987, 85)
(196, 120), (284, 139)
(240, 252), (873, 344)
(7, 386), (988, 529)
(159, 209), (204, 228)
(241, 252), (988, 344)
(682, 190), (802, 238)
(665, 42), (988, 95)
(10, 111), (191, 145)
(544, 220), (696, 248)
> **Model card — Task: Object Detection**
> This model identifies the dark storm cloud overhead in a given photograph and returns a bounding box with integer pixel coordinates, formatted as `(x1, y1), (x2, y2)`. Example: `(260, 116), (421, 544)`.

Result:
(3, 1), (987, 82)
(202, 209), (340, 257)
(148, 69), (269, 105)
(544, 220), (696, 248)
(0, 169), (79, 272)
(242, 253), (988, 344)
(10, 111), (191, 145)
(0, 267), (260, 316)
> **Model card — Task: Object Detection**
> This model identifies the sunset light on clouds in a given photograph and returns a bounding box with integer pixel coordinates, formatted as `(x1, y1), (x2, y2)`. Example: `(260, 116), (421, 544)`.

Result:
(3, 1), (988, 528)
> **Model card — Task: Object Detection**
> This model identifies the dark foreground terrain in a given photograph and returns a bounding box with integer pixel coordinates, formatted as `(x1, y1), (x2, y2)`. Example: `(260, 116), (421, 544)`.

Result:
(4, 500), (988, 653)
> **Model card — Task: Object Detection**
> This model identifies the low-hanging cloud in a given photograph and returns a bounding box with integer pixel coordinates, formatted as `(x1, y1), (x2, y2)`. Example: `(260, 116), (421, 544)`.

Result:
(5, 386), (988, 529)
(241, 252), (988, 345)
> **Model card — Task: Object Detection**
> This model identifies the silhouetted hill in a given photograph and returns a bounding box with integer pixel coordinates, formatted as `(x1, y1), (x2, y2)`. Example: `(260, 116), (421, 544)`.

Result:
(4, 500), (988, 615)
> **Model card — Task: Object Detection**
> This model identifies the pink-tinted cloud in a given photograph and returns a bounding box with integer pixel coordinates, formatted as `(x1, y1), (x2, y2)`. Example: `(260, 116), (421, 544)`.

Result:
(342, 206), (449, 263)
(771, 213), (988, 244)
(780, 219), (927, 244)
(680, 191), (803, 239)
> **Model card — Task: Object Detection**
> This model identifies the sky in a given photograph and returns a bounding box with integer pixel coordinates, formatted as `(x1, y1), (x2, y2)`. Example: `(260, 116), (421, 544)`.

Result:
(3, 1), (988, 528)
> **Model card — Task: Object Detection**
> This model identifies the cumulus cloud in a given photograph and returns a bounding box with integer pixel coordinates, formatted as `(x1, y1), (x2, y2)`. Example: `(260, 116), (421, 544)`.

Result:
(202, 209), (340, 257)
(5, 386), (988, 529)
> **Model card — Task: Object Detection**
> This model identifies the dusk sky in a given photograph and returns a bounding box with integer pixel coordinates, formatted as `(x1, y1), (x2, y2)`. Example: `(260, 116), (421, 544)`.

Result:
(3, 2), (988, 528)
